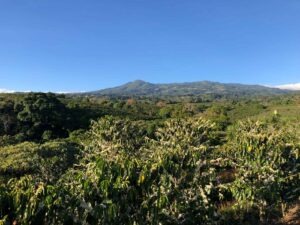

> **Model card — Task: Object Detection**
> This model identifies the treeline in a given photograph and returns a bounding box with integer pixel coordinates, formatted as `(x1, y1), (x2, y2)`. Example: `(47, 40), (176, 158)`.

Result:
(1, 92), (298, 147)
(0, 93), (230, 144)
(0, 93), (100, 142)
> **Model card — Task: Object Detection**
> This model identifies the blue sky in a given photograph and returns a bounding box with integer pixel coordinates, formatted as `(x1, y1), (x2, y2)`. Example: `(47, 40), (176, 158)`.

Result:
(0, 0), (299, 92)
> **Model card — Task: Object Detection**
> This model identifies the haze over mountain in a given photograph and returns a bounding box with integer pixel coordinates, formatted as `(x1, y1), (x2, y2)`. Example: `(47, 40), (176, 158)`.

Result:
(86, 80), (290, 97)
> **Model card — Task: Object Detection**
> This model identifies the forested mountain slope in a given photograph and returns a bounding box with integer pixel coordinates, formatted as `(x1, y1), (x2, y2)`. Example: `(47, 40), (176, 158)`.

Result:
(87, 80), (290, 97)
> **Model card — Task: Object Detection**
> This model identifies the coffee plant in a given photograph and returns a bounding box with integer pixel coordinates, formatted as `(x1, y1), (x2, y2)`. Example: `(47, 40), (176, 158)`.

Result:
(226, 120), (300, 222)
(0, 116), (299, 224)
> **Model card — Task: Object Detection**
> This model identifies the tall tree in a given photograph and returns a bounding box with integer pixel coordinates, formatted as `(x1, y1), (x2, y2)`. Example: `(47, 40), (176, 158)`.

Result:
(16, 93), (68, 140)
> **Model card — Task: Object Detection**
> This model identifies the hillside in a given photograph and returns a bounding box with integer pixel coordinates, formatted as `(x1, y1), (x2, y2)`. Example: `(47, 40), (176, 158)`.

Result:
(87, 80), (289, 97)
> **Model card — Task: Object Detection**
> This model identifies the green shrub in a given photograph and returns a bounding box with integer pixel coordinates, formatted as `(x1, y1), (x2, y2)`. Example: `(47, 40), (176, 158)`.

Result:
(226, 120), (300, 222)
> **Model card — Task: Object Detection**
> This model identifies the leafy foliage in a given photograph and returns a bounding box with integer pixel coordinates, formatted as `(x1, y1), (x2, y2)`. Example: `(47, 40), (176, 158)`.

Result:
(0, 93), (299, 225)
(0, 140), (81, 181)
(226, 120), (300, 222)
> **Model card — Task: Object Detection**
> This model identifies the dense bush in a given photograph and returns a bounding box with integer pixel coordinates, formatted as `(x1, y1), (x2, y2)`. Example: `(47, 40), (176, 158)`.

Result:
(0, 117), (223, 224)
(0, 111), (299, 224)
(0, 140), (81, 181)
(225, 120), (300, 223)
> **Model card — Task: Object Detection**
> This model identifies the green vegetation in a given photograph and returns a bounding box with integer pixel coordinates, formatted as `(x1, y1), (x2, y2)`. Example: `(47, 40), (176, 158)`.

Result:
(0, 92), (299, 224)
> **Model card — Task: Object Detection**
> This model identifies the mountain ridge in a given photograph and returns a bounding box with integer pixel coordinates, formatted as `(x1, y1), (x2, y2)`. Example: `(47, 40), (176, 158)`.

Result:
(1, 80), (297, 96)
(86, 80), (291, 97)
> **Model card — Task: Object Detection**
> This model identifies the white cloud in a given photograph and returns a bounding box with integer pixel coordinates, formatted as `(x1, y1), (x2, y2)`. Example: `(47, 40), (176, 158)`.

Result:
(275, 83), (300, 91)
(52, 90), (84, 94)
(0, 89), (80, 94)
(0, 88), (15, 93)
(53, 91), (70, 94)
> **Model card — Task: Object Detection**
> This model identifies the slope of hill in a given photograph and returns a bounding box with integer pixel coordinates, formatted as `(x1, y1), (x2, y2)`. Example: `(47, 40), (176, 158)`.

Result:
(87, 80), (289, 97)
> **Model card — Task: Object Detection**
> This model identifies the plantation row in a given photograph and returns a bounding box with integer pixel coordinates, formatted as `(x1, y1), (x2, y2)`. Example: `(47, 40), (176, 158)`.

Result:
(0, 116), (299, 225)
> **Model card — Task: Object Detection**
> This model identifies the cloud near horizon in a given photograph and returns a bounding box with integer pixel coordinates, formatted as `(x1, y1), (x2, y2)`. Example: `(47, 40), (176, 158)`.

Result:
(0, 88), (81, 94)
(275, 83), (300, 90)
(0, 88), (16, 93)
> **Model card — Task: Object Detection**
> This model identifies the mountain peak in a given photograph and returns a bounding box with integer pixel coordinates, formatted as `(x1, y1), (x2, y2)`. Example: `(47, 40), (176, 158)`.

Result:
(126, 80), (151, 86)
(120, 80), (154, 90)
(131, 80), (148, 84)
